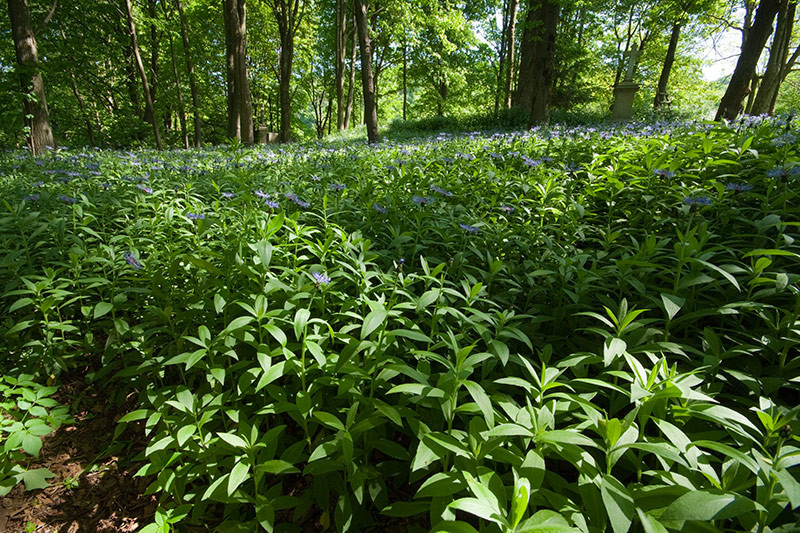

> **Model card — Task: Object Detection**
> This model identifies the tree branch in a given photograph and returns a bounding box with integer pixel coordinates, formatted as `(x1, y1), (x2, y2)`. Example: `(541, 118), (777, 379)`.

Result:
(34, 0), (58, 37)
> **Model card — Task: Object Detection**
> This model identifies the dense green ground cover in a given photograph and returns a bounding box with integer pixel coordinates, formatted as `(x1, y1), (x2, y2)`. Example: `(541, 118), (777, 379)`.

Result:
(1, 118), (800, 532)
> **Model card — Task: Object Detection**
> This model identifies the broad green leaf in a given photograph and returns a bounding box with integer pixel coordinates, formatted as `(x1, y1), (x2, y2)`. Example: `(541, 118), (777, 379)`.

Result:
(20, 468), (55, 491)
(462, 380), (494, 427)
(660, 293), (685, 320)
(94, 301), (113, 319)
(660, 490), (758, 521)
(218, 432), (248, 449)
(361, 307), (388, 339)
(228, 460), (250, 495)
(600, 474), (634, 533)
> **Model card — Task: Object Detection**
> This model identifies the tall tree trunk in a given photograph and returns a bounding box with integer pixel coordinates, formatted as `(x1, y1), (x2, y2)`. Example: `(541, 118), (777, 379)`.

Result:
(176, 0), (202, 146)
(145, 0), (159, 125)
(270, 0), (302, 143)
(69, 72), (95, 146)
(402, 36), (407, 120)
(751, 0), (795, 115)
(335, 0), (347, 130)
(503, 0), (519, 109)
(124, 44), (143, 120)
(165, 8), (189, 149)
(495, 0), (509, 116)
(354, 0), (378, 143)
(654, 20), (682, 110)
(7, 0), (55, 154)
(716, 0), (781, 121)
(223, 0), (240, 139)
(344, 36), (357, 129)
(517, 0), (559, 125)
(223, 0), (253, 143)
(236, 0), (253, 143)
(278, 27), (294, 142)
(125, 0), (163, 149)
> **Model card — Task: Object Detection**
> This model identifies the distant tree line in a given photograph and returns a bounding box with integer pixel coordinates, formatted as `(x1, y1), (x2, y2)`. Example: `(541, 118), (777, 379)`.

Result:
(3, 0), (799, 153)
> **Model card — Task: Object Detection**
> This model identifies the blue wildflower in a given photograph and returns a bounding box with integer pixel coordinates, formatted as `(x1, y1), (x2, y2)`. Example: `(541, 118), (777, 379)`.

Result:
(255, 189), (269, 199)
(683, 196), (711, 206)
(653, 169), (675, 179)
(24, 194), (40, 201)
(330, 183), (346, 192)
(58, 194), (77, 204)
(373, 203), (387, 214)
(265, 199), (280, 209)
(137, 185), (153, 194)
(726, 183), (754, 192)
(123, 251), (143, 270)
(459, 223), (479, 233)
(187, 212), (205, 220)
(501, 205), (515, 213)
(412, 196), (433, 206)
(312, 271), (331, 285)
(430, 185), (453, 197)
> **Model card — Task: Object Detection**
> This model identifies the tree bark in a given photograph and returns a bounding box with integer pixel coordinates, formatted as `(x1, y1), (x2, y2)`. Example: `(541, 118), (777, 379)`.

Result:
(402, 35), (407, 121)
(354, 0), (378, 143)
(654, 20), (682, 110)
(7, 0), (55, 154)
(517, 0), (559, 125)
(165, 5), (189, 149)
(175, 0), (202, 146)
(503, 0), (519, 109)
(335, 0), (347, 130)
(344, 36), (357, 129)
(268, 0), (303, 143)
(223, 0), (239, 139)
(236, 0), (253, 143)
(716, 0), (781, 121)
(124, 0), (163, 149)
(751, 0), (795, 115)
(223, 0), (254, 143)
(69, 72), (95, 146)
(145, 0), (159, 125)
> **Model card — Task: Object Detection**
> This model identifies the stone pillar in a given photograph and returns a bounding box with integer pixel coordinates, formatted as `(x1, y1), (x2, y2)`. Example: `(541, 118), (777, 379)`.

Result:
(612, 82), (639, 120)
(258, 124), (268, 144)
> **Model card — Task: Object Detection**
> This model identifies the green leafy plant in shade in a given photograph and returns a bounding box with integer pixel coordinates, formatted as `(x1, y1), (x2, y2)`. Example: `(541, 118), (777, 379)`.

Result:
(0, 375), (72, 495)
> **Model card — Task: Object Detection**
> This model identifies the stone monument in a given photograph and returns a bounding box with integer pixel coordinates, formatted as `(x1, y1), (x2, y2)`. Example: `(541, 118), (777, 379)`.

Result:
(612, 43), (641, 120)
(258, 124), (279, 144)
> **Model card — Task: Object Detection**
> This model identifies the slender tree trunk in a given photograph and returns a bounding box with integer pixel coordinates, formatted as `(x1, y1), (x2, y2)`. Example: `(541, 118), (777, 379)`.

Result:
(344, 37), (357, 129)
(125, 0), (163, 149)
(278, 30), (294, 142)
(518, 0), (559, 125)
(7, 0), (55, 154)
(335, 0), (347, 129)
(402, 36), (408, 120)
(751, 0), (795, 114)
(495, 0), (509, 116)
(145, 0), (158, 125)
(69, 72), (95, 146)
(354, 0), (378, 143)
(716, 0), (781, 121)
(236, 0), (253, 143)
(654, 20), (682, 110)
(223, 0), (240, 139)
(166, 19), (189, 148)
(503, 0), (519, 109)
(176, 0), (202, 146)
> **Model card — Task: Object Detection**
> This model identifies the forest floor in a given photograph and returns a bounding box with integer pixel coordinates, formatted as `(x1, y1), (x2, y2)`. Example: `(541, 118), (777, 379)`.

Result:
(0, 369), (155, 533)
